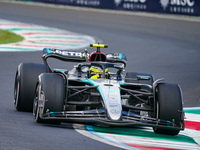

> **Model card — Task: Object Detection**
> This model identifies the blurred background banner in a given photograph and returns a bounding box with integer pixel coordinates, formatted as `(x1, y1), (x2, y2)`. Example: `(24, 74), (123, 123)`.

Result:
(20, 0), (200, 16)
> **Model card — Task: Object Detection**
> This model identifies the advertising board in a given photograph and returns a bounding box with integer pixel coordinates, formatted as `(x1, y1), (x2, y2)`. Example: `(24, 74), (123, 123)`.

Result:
(28, 0), (200, 16)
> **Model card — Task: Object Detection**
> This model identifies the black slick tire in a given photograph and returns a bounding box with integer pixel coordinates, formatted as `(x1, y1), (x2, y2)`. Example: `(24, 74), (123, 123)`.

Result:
(14, 63), (48, 112)
(33, 73), (64, 124)
(153, 83), (183, 135)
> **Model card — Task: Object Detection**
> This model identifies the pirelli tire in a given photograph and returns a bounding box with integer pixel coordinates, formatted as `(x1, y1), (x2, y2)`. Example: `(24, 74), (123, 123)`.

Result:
(153, 83), (183, 136)
(125, 72), (154, 86)
(33, 73), (65, 124)
(14, 63), (48, 112)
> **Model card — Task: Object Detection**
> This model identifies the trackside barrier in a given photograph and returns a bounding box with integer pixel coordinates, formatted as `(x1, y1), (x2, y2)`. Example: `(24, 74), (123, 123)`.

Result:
(16, 0), (200, 16)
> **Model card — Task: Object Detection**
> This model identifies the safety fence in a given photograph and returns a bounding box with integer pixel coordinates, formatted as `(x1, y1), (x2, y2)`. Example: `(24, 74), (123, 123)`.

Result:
(16, 0), (200, 16)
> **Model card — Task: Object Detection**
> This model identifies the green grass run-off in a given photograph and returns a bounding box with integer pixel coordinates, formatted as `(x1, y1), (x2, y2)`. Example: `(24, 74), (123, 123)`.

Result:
(0, 29), (24, 44)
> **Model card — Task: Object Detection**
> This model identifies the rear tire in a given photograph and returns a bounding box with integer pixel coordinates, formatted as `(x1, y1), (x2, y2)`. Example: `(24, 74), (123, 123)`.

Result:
(125, 72), (154, 85)
(33, 73), (65, 124)
(153, 83), (183, 135)
(14, 63), (48, 112)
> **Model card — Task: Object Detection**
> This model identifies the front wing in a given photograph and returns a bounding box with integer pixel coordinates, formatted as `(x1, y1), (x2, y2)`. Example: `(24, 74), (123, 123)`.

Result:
(40, 109), (184, 131)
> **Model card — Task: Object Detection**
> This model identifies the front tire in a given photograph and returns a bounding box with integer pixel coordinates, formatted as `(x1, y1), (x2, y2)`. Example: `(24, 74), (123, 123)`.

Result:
(33, 73), (65, 124)
(153, 83), (183, 135)
(14, 63), (48, 112)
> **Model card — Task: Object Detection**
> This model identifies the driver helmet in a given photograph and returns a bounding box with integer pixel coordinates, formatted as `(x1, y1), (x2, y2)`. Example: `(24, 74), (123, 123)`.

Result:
(88, 52), (108, 79)
(90, 66), (108, 79)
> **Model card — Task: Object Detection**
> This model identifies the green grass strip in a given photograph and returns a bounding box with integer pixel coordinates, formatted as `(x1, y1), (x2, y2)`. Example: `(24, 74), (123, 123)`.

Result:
(89, 126), (197, 144)
(0, 29), (24, 44)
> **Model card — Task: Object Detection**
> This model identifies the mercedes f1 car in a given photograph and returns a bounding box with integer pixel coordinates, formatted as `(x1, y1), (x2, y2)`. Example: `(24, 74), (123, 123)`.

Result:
(14, 44), (184, 135)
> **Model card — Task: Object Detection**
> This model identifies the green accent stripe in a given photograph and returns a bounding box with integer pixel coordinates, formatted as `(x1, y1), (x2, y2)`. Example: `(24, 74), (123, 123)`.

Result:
(7, 28), (56, 31)
(0, 47), (36, 50)
(184, 109), (200, 114)
(91, 126), (197, 144)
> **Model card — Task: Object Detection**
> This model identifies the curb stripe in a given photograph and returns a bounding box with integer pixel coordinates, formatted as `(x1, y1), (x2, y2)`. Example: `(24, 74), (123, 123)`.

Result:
(85, 125), (140, 150)
(94, 131), (200, 150)
(30, 36), (84, 39)
(7, 28), (56, 31)
(81, 108), (200, 150)
(184, 107), (200, 110)
(0, 19), (95, 52)
(26, 40), (84, 43)
(0, 23), (30, 26)
(22, 32), (73, 36)
(185, 113), (200, 123)
(185, 121), (200, 131)
(184, 110), (200, 115)
(91, 126), (196, 143)
(122, 143), (183, 150)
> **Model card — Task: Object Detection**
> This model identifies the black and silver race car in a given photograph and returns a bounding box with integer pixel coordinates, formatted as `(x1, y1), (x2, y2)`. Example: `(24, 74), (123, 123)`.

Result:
(14, 44), (185, 135)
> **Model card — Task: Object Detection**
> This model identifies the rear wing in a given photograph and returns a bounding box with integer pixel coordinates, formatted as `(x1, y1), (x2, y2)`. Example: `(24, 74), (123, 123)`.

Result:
(42, 46), (127, 72)
(43, 48), (89, 62)
(42, 48), (88, 72)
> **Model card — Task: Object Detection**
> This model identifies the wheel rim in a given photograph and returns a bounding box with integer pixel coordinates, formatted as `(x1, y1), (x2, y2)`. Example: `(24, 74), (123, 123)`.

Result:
(33, 97), (38, 120)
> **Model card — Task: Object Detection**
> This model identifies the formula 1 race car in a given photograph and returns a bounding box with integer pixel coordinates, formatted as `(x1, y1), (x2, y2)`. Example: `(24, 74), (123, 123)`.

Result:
(14, 44), (184, 135)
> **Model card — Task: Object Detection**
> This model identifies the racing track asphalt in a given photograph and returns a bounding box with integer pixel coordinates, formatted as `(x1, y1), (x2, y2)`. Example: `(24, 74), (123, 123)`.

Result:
(0, 1), (200, 150)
